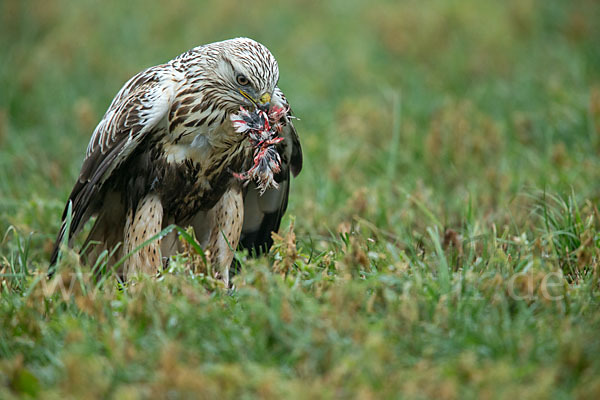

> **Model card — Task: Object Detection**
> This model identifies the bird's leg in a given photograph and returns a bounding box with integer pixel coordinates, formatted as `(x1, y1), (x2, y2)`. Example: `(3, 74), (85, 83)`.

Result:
(123, 193), (164, 278)
(205, 185), (244, 287)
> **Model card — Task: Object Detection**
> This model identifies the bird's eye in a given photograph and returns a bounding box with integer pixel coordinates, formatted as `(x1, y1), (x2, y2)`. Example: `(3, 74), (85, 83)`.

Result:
(236, 74), (250, 86)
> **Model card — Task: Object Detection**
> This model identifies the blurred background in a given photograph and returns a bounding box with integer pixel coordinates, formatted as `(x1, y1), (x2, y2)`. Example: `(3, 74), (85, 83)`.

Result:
(0, 0), (599, 261)
(2, 1), (600, 397)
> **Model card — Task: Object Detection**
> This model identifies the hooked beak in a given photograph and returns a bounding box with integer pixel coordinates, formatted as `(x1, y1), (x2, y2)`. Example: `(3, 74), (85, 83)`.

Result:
(239, 90), (271, 111)
(258, 92), (271, 111)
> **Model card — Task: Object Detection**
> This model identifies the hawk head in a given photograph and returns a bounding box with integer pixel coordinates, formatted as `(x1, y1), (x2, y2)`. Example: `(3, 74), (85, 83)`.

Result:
(200, 38), (279, 113)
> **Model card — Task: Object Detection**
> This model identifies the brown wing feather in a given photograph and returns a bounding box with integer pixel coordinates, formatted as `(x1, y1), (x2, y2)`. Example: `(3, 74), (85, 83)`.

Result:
(50, 66), (177, 266)
(239, 179), (290, 256)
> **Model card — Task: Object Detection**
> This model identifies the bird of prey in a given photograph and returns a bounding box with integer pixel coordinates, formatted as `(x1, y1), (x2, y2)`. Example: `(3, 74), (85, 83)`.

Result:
(50, 38), (302, 285)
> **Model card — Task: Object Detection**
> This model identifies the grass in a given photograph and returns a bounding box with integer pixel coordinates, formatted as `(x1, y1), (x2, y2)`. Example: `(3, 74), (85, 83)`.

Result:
(1, 0), (600, 398)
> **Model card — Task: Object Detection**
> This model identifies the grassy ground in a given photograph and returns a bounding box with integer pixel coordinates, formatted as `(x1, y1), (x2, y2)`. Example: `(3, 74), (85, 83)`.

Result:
(1, 0), (600, 398)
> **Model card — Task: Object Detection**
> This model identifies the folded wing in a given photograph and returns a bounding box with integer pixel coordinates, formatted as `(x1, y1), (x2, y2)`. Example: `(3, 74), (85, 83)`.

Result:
(50, 66), (177, 266)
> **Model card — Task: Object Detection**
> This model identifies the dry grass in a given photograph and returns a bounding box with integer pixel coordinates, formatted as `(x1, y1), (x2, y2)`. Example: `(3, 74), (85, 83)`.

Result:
(1, 0), (600, 398)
